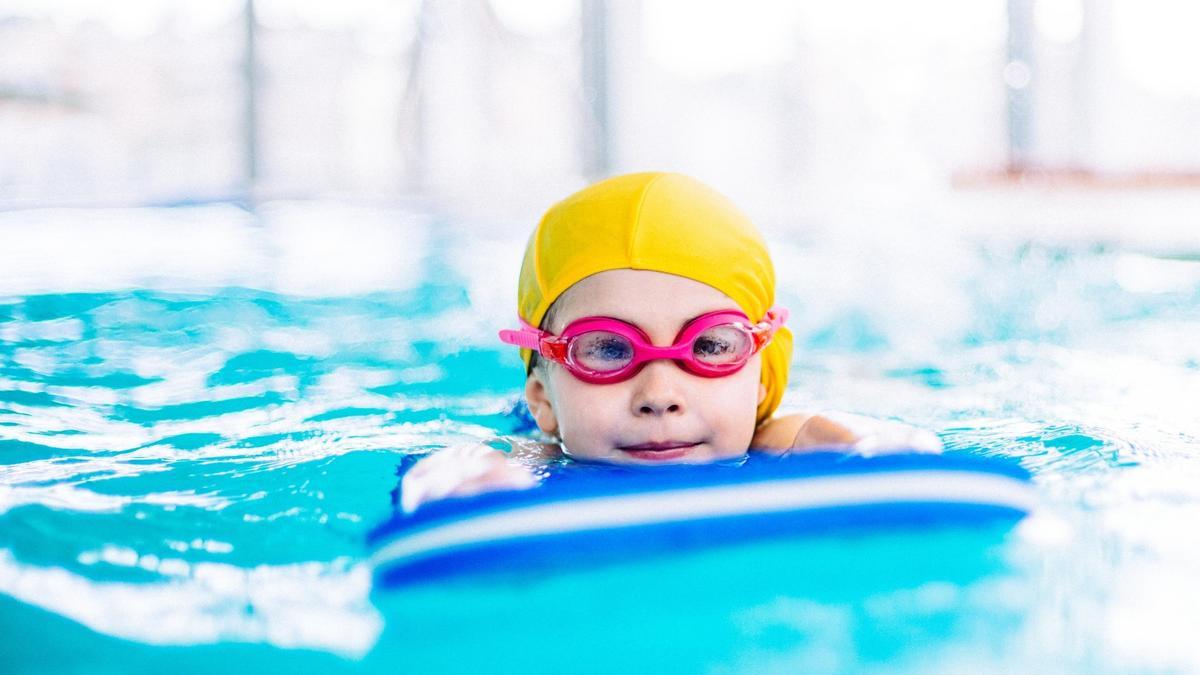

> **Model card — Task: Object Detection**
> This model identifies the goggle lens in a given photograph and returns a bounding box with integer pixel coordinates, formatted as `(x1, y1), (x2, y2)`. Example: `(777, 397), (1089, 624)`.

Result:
(691, 324), (752, 367)
(569, 331), (636, 372)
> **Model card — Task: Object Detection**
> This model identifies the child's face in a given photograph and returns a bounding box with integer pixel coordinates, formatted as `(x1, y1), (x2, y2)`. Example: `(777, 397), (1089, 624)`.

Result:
(525, 269), (765, 465)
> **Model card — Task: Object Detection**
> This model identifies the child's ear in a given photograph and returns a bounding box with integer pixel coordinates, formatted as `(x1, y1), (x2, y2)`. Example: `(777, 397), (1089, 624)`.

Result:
(524, 372), (560, 436)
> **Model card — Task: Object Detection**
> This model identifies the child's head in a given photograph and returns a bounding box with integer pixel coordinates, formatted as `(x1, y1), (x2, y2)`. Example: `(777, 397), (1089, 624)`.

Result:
(502, 172), (793, 464)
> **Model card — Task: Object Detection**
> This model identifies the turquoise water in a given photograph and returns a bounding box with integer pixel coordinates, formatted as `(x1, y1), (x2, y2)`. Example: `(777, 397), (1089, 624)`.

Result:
(3, 208), (1200, 673)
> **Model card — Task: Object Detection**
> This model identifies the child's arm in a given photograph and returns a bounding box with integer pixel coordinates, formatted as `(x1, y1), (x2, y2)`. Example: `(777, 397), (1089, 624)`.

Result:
(399, 442), (555, 514)
(752, 412), (942, 455)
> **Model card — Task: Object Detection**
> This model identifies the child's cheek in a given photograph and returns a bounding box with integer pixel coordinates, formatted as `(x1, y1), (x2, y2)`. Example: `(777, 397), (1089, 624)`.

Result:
(551, 372), (614, 440)
(720, 362), (764, 445)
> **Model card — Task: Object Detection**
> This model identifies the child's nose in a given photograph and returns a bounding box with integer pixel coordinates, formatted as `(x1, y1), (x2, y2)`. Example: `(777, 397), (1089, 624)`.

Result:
(630, 360), (687, 417)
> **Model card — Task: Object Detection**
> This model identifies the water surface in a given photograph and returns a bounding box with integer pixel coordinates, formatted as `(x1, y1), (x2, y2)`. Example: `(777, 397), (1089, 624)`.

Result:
(2, 205), (1199, 673)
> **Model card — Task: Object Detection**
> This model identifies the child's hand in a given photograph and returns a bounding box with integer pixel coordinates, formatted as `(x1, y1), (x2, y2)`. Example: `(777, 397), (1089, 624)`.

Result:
(400, 444), (540, 514)
(792, 412), (943, 456)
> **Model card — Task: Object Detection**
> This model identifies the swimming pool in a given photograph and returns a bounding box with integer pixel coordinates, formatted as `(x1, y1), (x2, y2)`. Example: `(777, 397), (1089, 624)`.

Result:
(2, 203), (1199, 673)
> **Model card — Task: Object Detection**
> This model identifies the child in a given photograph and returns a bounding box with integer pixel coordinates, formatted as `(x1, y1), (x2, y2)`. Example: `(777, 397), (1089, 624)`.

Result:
(401, 172), (940, 513)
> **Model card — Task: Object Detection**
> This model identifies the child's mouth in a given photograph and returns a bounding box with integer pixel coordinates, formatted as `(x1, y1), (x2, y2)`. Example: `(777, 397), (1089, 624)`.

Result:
(617, 441), (701, 461)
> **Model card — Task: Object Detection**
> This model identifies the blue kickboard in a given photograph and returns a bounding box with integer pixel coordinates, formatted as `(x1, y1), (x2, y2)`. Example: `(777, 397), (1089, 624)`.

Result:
(368, 451), (1035, 588)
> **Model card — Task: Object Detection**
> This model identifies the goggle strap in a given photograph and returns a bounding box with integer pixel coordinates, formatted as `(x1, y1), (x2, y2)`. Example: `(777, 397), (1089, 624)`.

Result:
(764, 307), (789, 330)
(748, 307), (788, 350)
(497, 327), (543, 350)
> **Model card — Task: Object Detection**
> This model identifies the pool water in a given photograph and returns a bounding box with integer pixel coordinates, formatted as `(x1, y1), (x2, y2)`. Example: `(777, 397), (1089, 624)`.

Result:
(2, 205), (1199, 673)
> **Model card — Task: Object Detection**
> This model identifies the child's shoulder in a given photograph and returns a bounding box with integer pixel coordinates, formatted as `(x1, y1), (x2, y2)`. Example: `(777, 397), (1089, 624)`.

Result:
(751, 412), (810, 452)
(751, 412), (862, 453)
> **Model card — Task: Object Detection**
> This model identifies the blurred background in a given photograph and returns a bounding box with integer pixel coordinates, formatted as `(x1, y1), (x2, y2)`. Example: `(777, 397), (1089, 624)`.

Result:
(4, 4), (1200, 671)
(2, 0), (1199, 249)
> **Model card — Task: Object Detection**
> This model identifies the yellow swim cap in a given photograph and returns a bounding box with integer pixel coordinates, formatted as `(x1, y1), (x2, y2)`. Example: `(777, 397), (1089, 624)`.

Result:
(515, 172), (793, 424)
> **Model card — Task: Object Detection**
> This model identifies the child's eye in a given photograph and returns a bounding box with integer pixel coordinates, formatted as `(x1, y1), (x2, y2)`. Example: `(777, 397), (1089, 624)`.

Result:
(573, 332), (634, 369)
(693, 327), (750, 364)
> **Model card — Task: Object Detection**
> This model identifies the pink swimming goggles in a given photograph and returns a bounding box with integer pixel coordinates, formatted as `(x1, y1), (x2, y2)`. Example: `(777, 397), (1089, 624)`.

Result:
(498, 308), (789, 384)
